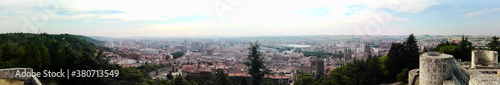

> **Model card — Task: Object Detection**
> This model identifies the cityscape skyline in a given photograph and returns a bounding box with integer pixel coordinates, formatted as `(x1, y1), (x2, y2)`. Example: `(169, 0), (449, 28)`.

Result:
(1, 0), (500, 37)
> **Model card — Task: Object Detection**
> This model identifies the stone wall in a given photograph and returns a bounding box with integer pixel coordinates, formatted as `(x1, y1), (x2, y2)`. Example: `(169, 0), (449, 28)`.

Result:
(419, 52), (454, 85)
(471, 50), (498, 68)
(408, 69), (419, 85)
(469, 75), (500, 85)
(0, 68), (42, 85)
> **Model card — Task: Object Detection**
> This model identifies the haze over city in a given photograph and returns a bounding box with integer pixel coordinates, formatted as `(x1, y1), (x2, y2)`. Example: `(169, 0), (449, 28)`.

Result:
(0, 0), (499, 37)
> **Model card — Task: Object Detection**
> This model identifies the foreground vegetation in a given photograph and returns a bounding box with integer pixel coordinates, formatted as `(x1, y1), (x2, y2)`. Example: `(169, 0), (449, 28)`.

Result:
(2, 33), (497, 85)
(0, 33), (164, 85)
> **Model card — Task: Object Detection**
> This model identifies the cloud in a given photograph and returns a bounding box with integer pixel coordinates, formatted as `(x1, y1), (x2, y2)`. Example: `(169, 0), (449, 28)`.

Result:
(56, 9), (125, 15)
(384, 0), (439, 13)
(391, 17), (410, 21)
(464, 7), (500, 18)
(0, 0), (440, 36)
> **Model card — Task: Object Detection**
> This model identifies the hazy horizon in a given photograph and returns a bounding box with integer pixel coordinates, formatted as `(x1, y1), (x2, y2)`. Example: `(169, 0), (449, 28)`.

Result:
(1, 0), (500, 37)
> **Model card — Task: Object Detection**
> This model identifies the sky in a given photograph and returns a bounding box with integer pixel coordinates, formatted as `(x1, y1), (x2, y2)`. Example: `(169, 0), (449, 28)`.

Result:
(0, 0), (499, 37)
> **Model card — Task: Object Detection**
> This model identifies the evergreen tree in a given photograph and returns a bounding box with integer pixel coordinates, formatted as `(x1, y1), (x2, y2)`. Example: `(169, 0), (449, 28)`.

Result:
(239, 78), (248, 85)
(39, 45), (51, 68)
(1, 42), (15, 60)
(386, 43), (404, 79)
(213, 68), (232, 85)
(487, 36), (499, 50)
(245, 41), (271, 85)
(487, 36), (500, 61)
(457, 34), (473, 61)
(0, 48), (2, 61)
(403, 34), (419, 69)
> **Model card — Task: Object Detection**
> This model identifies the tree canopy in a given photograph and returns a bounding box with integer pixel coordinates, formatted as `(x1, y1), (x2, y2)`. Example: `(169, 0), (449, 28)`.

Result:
(245, 41), (271, 85)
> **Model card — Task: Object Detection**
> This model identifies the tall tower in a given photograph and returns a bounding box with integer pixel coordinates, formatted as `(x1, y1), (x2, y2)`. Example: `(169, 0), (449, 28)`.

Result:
(311, 57), (324, 79)
(343, 48), (352, 62)
(364, 41), (372, 58)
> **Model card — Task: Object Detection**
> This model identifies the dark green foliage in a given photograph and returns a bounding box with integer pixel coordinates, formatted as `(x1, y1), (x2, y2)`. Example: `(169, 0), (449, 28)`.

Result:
(239, 78), (248, 85)
(167, 72), (174, 80)
(302, 51), (343, 58)
(488, 36), (500, 51)
(191, 80), (199, 85)
(147, 79), (170, 85)
(137, 64), (159, 72)
(172, 51), (185, 59)
(0, 48), (2, 61)
(386, 43), (405, 80)
(487, 36), (500, 61)
(0, 42), (15, 61)
(74, 35), (105, 45)
(0, 33), (155, 85)
(245, 42), (271, 85)
(294, 73), (315, 85)
(203, 80), (215, 85)
(403, 34), (420, 69)
(172, 75), (193, 85)
(213, 68), (231, 85)
(383, 34), (420, 82)
(328, 57), (385, 85)
(119, 67), (152, 84)
(430, 35), (474, 61)
(456, 35), (474, 61)
(298, 34), (421, 85)
(396, 68), (409, 82)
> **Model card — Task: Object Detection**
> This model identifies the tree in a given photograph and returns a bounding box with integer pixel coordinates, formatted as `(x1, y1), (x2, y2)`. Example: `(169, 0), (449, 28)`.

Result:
(0, 48), (2, 61)
(203, 80), (215, 85)
(213, 68), (231, 85)
(39, 45), (51, 68)
(403, 34), (419, 69)
(172, 74), (191, 85)
(239, 78), (248, 85)
(328, 73), (353, 85)
(456, 34), (473, 61)
(172, 51), (185, 59)
(487, 36), (500, 61)
(294, 73), (315, 85)
(386, 43), (405, 79)
(383, 34), (420, 81)
(1, 42), (15, 60)
(167, 72), (174, 80)
(488, 36), (500, 50)
(191, 80), (199, 85)
(245, 41), (271, 85)
(396, 68), (409, 82)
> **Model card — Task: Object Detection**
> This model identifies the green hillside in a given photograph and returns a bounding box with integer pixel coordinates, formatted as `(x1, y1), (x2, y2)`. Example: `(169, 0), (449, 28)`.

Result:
(0, 33), (152, 85)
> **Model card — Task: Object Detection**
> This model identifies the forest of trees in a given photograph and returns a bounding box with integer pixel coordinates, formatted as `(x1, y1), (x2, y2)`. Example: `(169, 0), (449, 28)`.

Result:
(292, 34), (500, 85)
(290, 34), (420, 85)
(0, 33), (157, 85)
(429, 35), (474, 61)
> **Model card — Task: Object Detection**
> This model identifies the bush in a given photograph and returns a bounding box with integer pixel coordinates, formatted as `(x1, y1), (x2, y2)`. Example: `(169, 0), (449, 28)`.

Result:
(396, 68), (409, 82)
